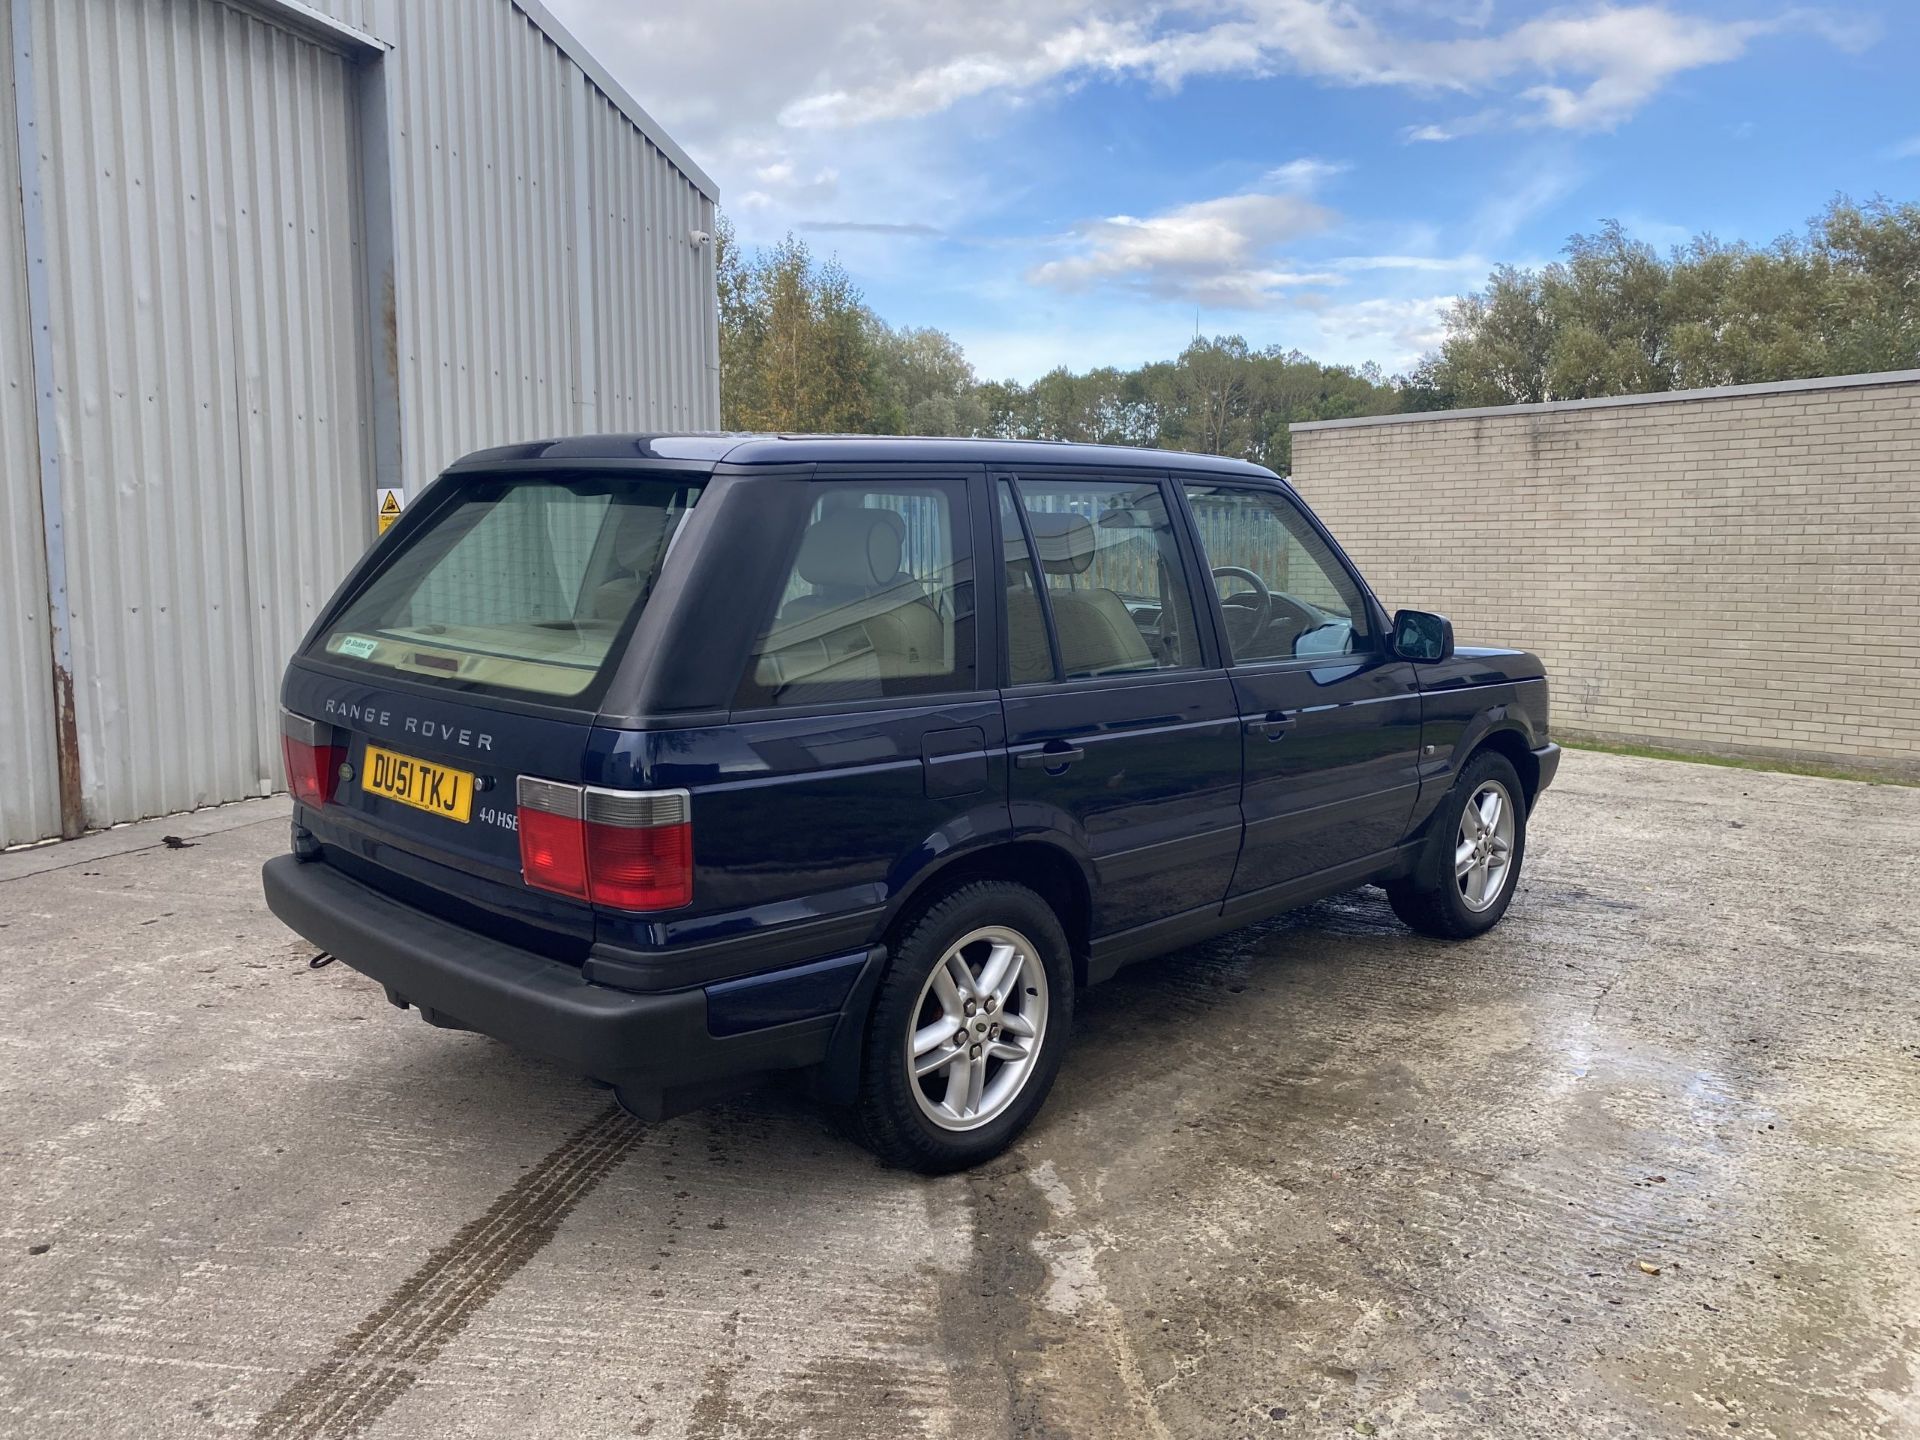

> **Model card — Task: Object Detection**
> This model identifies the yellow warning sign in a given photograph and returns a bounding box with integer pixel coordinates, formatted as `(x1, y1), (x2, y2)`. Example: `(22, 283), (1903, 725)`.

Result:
(376, 488), (406, 535)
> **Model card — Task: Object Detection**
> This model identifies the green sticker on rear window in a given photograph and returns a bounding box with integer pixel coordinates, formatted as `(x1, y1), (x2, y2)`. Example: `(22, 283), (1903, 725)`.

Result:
(336, 635), (378, 660)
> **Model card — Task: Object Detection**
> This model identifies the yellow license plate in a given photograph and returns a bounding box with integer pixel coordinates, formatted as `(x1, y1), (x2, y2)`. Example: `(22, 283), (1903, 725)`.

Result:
(361, 744), (474, 823)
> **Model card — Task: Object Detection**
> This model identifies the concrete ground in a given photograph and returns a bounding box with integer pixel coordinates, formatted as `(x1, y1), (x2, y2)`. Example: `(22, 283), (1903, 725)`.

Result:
(1, 750), (1917, 1440)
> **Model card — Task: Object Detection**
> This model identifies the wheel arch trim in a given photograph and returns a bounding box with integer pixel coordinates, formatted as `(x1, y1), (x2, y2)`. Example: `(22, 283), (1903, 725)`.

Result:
(813, 837), (1095, 1108)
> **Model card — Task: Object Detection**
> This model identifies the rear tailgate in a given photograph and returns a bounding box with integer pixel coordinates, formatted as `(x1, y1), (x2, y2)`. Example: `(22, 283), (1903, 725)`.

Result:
(287, 670), (585, 871)
(278, 468), (705, 952)
(283, 666), (601, 945)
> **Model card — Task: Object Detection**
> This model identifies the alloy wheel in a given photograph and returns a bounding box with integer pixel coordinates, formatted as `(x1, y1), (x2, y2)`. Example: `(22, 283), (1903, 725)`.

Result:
(906, 925), (1050, 1132)
(1456, 779), (1517, 912)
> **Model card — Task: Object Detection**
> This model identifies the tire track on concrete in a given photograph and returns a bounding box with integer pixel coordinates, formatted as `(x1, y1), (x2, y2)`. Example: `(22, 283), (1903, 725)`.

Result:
(252, 1104), (644, 1440)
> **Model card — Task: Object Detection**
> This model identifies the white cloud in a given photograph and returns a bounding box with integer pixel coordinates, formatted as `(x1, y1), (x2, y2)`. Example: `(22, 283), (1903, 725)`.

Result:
(535, 0), (1861, 381)
(1467, 156), (1585, 249)
(1404, 108), (1503, 142)
(542, 0), (1866, 275)
(1888, 135), (1920, 161)
(1263, 156), (1349, 189)
(1332, 253), (1490, 275)
(800, 220), (944, 236)
(1028, 180), (1340, 307)
(1288, 293), (1456, 367)
(750, 2), (1850, 138)
(959, 287), (1458, 380)
(548, 1), (1863, 162)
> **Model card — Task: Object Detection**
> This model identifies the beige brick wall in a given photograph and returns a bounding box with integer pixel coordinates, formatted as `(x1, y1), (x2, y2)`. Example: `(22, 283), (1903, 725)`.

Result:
(1290, 372), (1920, 779)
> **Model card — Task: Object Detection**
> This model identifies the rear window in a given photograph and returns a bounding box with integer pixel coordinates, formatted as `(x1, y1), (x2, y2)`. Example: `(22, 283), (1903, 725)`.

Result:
(317, 472), (703, 701)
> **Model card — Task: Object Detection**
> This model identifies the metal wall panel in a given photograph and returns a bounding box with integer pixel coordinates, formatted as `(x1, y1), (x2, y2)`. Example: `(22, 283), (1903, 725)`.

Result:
(1, 0), (718, 842)
(381, 3), (719, 490)
(0, 0), (63, 847)
(301, 0), (383, 38)
(583, 88), (719, 431)
(32, 0), (367, 826)
(383, 1), (585, 490)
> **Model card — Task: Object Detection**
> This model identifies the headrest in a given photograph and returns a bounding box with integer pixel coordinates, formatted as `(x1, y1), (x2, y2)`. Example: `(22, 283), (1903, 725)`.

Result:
(795, 506), (904, 590)
(1023, 511), (1096, 575)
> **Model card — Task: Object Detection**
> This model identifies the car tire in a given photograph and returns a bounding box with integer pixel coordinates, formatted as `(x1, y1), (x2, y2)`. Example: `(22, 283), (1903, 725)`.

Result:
(1385, 750), (1528, 940)
(851, 880), (1073, 1174)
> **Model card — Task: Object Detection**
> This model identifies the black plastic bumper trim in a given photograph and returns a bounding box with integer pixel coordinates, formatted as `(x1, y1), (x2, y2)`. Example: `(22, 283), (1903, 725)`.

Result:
(262, 854), (835, 1095)
(584, 906), (883, 992)
(1533, 742), (1562, 795)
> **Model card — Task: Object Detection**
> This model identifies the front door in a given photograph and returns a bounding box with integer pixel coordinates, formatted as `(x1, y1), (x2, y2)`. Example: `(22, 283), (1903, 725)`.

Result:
(1177, 481), (1423, 902)
(995, 473), (1243, 942)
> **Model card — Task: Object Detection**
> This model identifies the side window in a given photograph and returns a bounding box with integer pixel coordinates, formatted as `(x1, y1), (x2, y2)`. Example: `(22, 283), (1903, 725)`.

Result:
(1008, 476), (1201, 679)
(1180, 484), (1368, 664)
(740, 481), (975, 706)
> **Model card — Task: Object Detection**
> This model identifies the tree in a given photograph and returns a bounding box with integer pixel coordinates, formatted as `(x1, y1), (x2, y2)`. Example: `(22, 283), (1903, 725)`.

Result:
(1416, 197), (1920, 406)
(715, 225), (886, 432)
(715, 194), (1919, 451)
(870, 325), (987, 436)
(717, 224), (991, 436)
(713, 215), (764, 426)
(974, 339), (1400, 470)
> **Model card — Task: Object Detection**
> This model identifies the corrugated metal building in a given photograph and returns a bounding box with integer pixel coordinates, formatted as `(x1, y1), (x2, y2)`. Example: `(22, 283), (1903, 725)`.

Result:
(2, 0), (720, 846)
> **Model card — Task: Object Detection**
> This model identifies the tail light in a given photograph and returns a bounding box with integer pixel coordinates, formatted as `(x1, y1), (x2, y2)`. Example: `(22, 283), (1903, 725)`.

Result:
(517, 778), (693, 911)
(282, 712), (346, 809)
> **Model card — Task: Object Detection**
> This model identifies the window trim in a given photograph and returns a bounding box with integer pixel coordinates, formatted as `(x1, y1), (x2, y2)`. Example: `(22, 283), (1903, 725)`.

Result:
(992, 473), (1063, 686)
(992, 468), (1222, 687)
(1172, 477), (1383, 671)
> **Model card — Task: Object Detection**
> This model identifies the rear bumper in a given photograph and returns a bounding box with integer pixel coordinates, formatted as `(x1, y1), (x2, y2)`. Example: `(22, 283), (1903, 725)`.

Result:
(262, 854), (869, 1118)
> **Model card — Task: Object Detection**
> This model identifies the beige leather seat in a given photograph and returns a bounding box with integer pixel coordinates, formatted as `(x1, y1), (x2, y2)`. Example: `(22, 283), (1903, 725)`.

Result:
(762, 507), (946, 687)
(1022, 512), (1153, 676)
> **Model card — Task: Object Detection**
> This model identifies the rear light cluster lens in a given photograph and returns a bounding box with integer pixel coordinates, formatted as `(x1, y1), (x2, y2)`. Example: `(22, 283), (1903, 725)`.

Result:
(517, 778), (693, 911)
(282, 712), (346, 809)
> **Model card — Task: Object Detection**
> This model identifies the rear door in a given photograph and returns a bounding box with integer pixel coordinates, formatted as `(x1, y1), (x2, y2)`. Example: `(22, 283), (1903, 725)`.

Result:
(994, 470), (1242, 945)
(1176, 480), (1422, 901)
(614, 467), (1006, 967)
(284, 469), (704, 941)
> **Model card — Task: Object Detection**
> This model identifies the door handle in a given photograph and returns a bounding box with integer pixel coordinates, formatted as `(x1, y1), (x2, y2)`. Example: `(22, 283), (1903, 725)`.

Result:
(1016, 743), (1086, 770)
(1244, 713), (1296, 740)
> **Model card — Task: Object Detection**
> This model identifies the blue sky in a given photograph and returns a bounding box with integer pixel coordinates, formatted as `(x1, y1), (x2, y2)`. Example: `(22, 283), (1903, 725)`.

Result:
(547, 0), (1919, 383)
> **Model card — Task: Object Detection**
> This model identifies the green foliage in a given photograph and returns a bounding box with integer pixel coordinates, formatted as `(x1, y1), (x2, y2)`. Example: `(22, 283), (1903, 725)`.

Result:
(715, 217), (885, 432)
(715, 194), (1920, 457)
(870, 324), (988, 437)
(1422, 197), (1920, 406)
(973, 340), (1399, 472)
(715, 220), (1399, 468)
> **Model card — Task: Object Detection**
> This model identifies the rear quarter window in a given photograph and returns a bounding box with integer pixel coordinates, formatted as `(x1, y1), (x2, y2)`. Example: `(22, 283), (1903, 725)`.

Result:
(737, 480), (976, 708)
(316, 472), (703, 703)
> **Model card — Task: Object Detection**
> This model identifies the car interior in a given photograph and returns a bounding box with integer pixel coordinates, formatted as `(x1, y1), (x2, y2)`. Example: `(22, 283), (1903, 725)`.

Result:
(1005, 511), (1169, 678)
(587, 501), (676, 624)
(751, 502), (959, 697)
(734, 480), (1362, 700)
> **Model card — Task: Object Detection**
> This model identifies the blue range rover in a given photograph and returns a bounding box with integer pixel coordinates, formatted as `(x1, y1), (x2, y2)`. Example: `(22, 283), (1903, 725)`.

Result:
(263, 435), (1558, 1172)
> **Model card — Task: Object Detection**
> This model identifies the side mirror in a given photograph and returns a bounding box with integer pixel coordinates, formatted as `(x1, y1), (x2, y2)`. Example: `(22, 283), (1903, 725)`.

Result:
(1392, 608), (1454, 663)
